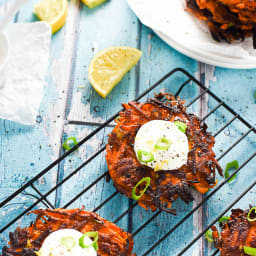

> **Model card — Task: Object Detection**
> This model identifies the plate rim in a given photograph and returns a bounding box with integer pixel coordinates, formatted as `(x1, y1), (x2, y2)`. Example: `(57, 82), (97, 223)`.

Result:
(154, 30), (256, 69)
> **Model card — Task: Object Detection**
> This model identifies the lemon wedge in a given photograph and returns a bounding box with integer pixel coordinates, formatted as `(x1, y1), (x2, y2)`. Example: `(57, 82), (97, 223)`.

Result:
(89, 46), (142, 98)
(34, 0), (68, 34)
(81, 0), (108, 8)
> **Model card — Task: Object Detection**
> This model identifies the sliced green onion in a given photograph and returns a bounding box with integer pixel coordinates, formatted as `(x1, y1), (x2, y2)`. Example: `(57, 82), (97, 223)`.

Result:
(244, 246), (256, 256)
(247, 207), (256, 222)
(174, 121), (187, 133)
(154, 137), (172, 150)
(63, 137), (78, 151)
(137, 150), (154, 163)
(60, 236), (76, 251)
(218, 216), (230, 223)
(79, 231), (99, 251)
(132, 177), (151, 200)
(205, 230), (213, 243)
(224, 160), (239, 183)
(115, 115), (120, 122)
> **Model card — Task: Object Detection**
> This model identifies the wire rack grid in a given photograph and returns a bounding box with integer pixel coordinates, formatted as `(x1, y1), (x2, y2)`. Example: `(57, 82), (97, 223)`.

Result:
(0, 68), (255, 255)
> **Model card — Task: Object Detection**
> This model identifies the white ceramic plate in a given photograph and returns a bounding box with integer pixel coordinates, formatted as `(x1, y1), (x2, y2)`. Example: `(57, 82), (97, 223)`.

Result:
(0, 32), (9, 88)
(127, 0), (256, 69)
(155, 31), (256, 69)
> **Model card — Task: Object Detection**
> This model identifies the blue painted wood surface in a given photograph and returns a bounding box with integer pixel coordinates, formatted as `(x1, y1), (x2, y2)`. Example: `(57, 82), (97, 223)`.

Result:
(0, 0), (255, 255)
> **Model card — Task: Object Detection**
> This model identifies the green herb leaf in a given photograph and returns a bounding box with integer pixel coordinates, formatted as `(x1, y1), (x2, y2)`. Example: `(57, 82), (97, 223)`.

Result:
(205, 230), (214, 243)
(174, 121), (187, 133)
(137, 150), (154, 163)
(63, 137), (78, 151)
(224, 160), (239, 183)
(244, 246), (256, 256)
(79, 231), (99, 251)
(218, 216), (230, 223)
(247, 207), (256, 222)
(132, 177), (151, 200)
(154, 137), (172, 150)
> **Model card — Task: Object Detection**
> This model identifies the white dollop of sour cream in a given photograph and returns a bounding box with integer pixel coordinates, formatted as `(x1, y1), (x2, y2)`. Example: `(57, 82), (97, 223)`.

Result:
(134, 120), (189, 171)
(38, 229), (97, 256)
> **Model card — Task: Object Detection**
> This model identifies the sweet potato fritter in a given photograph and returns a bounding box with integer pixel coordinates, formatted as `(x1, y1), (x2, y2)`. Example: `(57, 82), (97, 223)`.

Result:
(186, 0), (256, 47)
(1, 208), (134, 256)
(106, 93), (223, 214)
(212, 208), (256, 256)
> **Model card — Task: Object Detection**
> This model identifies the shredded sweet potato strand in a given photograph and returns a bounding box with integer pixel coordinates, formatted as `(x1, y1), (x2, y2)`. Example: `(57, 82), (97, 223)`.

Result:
(212, 208), (256, 255)
(1, 208), (135, 256)
(106, 93), (222, 214)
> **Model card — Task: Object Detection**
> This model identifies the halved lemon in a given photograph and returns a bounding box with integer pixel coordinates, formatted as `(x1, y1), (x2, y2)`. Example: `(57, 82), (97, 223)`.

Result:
(89, 46), (142, 98)
(81, 0), (108, 8)
(34, 0), (68, 34)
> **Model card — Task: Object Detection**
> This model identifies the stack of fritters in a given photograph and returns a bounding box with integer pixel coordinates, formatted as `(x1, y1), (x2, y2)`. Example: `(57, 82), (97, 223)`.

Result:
(186, 0), (256, 47)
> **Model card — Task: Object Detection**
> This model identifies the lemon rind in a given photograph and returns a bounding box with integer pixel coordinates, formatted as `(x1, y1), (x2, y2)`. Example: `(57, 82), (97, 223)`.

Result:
(88, 46), (142, 98)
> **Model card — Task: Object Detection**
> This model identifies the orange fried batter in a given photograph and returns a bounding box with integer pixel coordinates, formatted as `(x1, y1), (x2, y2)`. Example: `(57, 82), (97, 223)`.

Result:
(1, 208), (135, 256)
(106, 93), (222, 214)
(212, 208), (256, 256)
(186, 0), (256, 45)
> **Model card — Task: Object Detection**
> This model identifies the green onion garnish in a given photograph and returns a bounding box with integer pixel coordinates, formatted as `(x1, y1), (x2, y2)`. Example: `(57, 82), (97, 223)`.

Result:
(155, 137), (172, 150)
(62, 137), (78, 151)
(205, 230), (213, 243)
(154, 137), (172, 150)
(244, 246), (256, 255)
(219, 216), (230, 223)
(60, 236), (76, 251)
(247, 207), (256, 222)
(174, 121), (187, 133)
(218, 216), (230, 223)
(132, 177), (151, 200)
(224, 160), (239, 183)
(137, 150), (154, 163)
(79, 231), (99, 251)
(115, 116), (120, 122)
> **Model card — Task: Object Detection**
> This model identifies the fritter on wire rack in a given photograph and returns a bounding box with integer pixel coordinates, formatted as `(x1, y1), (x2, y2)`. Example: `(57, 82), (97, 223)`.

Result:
(212, 207), (256, 256)
(106, 93), (223, 214)
(186, 0), (256, 47)
(1, 208), (135, 256)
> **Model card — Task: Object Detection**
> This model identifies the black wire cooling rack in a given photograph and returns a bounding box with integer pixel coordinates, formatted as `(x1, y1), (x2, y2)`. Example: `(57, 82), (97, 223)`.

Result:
(0, 68), (256, 255)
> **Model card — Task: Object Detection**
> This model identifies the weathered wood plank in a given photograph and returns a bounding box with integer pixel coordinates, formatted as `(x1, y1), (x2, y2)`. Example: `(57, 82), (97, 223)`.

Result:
(67, 0), (140, 123)
(0, 0), (81, 247)
(55, 124), (129, 229)
(55, 0), (140, 245)
(202, 66), (256, 255)
(130, 25), (201, 256)
(0, 0), (256, 255)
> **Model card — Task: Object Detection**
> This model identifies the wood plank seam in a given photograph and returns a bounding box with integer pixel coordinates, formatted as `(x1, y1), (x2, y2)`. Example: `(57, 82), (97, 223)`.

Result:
(201, 63), (216, 256)
(51, 0), (82, 208)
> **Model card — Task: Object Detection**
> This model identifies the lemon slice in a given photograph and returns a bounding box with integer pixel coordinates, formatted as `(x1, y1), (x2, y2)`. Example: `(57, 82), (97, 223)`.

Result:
(89, 46), (142, 98)
(34, 0), (68, 34)
(81, 0), (108, 8)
